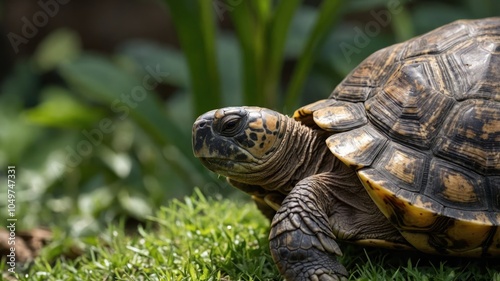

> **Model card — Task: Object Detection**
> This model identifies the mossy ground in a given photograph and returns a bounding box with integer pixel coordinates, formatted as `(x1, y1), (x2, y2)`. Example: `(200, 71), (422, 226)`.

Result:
(3, 190), (499, 281)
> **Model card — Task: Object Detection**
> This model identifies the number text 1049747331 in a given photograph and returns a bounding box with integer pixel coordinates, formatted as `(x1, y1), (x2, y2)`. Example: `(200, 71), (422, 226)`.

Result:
(6, 166), (16, 274)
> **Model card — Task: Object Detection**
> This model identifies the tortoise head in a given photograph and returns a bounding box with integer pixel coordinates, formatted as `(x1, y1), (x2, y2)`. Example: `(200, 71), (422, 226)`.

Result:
(192, 107), (287, 180)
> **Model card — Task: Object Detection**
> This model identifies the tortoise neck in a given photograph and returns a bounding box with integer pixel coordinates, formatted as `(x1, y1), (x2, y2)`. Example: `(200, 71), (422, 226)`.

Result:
(257, 115), (341, 192)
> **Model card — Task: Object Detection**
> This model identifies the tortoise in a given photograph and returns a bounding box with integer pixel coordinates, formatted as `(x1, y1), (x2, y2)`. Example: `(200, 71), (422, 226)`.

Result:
(192, 17), (500, 280)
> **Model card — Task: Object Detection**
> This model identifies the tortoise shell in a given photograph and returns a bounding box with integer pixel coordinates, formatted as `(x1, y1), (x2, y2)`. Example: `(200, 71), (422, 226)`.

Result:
(294, 18), (500, 256)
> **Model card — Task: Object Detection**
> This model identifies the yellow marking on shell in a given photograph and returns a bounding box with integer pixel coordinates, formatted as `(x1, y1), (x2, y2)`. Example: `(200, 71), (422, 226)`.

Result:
(358, 170), (438, 230)
(317, 106), (352, 124)
(313, 102), (367, 132)
(413, 195), (432, 210)
(407, 196), (441, 227)
(494, 213), (500, 225)
(402, 218), (500, 257)
(357, 170), (397, 221)
(327, 126), (386, 169)
(293, 99), (329, 120)
(394, 197), (439, 229)
(440, 171), (477, 203)
(439, 218), (492, 247)
(328, 135), (366, 162)
(353, 239), (413, 250)
(481, 119), (500, 141)
(473, 212), (492, 224)
(359, 169), (500, 256)
(383, 150), (419, 184)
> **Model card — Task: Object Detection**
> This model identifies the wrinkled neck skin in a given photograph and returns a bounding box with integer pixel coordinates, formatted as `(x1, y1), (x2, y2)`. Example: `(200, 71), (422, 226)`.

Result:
(235, 115), (344, 194)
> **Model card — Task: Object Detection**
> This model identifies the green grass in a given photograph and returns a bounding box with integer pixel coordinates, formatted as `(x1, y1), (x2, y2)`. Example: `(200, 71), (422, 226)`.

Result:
(4, 190), (499, 281)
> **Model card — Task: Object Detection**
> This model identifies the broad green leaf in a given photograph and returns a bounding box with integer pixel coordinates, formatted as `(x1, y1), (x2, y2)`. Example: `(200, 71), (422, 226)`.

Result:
(0, 63), (42, 165)
(265, 0), (301, 108)
(217, 34), (243, 106)
(24, 86), (104, 128)
(412, 3), (469, 34)
(391, 6), (414, 42)
(284, 6), (317, 58)
(284, 0), (344, 112)
(228, 0), (302, 109)
(117, 40), (189, 87)
(226, 0), (265, 106)
(33, 28), (81, 72)
(58, 54), (205, 188)
(163, 0), (222, 116)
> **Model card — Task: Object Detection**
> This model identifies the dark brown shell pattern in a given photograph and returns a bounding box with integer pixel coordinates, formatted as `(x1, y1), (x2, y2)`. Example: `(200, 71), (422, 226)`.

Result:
(294, 18), (500, 256)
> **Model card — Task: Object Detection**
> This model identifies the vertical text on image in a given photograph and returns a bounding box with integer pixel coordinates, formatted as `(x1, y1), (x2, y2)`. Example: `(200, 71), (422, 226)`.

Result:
(6, 166), (17, 274)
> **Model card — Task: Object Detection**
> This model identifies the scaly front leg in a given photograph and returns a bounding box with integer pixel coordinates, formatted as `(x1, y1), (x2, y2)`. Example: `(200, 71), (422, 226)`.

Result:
(269, 173), (348, 281)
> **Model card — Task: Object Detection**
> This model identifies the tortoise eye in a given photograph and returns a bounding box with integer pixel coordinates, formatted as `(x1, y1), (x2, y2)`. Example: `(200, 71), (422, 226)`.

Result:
(220, 115), (243, 136)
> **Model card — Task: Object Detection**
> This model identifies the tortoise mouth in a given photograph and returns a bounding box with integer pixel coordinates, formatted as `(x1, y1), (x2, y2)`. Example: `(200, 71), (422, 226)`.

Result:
(198, 157), (255, 175)
(199, 157), (226, 167)
(199, 157), (250, 166)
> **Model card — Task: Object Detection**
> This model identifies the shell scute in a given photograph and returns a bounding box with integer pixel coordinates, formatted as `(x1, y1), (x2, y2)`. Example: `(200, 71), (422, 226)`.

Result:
(401, 20), (471, 59)
(433, 99), (500, 175)
(425, 159), (487, 211)
(332, 45), (403, 102)
(441, 40), (500, 101)
(326, 125), (387, 169)
(313, 102), (367, 132)
(365, 60), (456, 149)
(372, 143), (429, 192)
(489, 177), (500, 212)
(293, 99), (336, 127)
(295, 18), (500, 256)
(358, 168), (443, 228)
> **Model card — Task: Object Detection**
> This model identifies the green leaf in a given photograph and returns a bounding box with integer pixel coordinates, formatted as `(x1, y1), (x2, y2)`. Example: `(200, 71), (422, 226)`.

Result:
(228, 0), (303, 109)
(24, 86), (104, 128)
(412, 2), (469, 34)
(284, 0), (344, 112)
(391, 5), (414, 42)
(217, 34), (244, 106)
(265, 0), (302, 108)
(33, 28), (81, 72)
(226, 0), (265, 106)
(163, 0), (222, 116)
(59, 55), (179, 146)
(118, 40), (190, 88)
(58, 54), (205, 188)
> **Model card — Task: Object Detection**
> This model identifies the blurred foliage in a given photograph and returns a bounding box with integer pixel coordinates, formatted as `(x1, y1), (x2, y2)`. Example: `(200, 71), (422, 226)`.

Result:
(0, 0), (498, 240)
